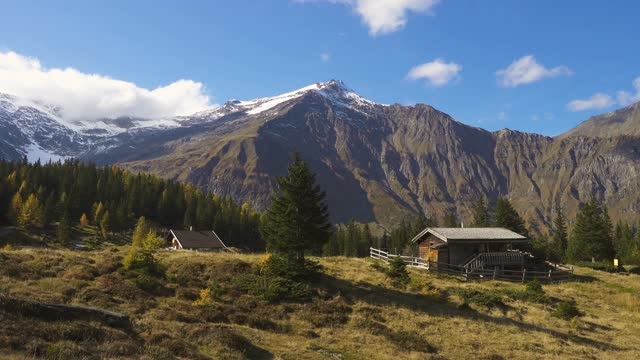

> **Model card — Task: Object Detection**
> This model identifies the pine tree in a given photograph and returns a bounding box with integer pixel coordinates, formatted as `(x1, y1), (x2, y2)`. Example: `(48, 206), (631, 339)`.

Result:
(93, 202), (105, 225)
(100, 211), (110, 240)
(493, 198), (529, 237)
(471, 198), (491, 227)
(57, 213), (71, 244)
(260, 151), (332, 261)
(550, 207), (568, 262)
(132, 216), (151, 247)
(142, 230), (165, 251)
(567, 199), (615, 262)
(359, 223), (373, 257)
(614, 221), (634, 263)
(599, 206), (615, 260)
(79, 213), (90, 228)
(9, 192), (23, 226)
(19, 193), (44, 229)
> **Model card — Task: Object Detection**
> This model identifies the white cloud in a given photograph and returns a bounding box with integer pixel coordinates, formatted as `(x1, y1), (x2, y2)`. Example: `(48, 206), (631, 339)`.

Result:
(496, 55), (572, 87)
(0, 51), (212, 121)
(530, 112), (554, 121)
(616, 77), (640, 106)
(497, 111), (506, 121)
(567, 93), (615, 112)
(407, 58), (461, 87)
(567, 77), (640, 112)
(320, 52), (331, 63)
(299, 0), (440, 35)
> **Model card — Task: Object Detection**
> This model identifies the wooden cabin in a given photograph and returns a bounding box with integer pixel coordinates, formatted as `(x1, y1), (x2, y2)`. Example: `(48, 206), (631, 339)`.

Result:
(411, 228), (529, 270)
(170, 230), (227, 251)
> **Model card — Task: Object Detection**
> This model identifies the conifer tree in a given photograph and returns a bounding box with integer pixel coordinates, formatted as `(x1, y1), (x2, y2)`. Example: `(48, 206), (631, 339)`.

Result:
(93, 202), (105, 225)
(132, 216), (151, 247)
(79, 213), (90, 228)
(9, 192), (23, 226)
(614, 221), (634, 262)
(142, 230), (166, 250)
(493, 198), (529, 237)
(359, 223), (373, 257)
(100, 211), (110, 240)
(550, 207), (568, 262)
(471, 197), (491, 227)
(260, 151), (331, 261)
(567, 199), (615, 262)
(57, 213), (71, 244)
(19, 193), (44, 229)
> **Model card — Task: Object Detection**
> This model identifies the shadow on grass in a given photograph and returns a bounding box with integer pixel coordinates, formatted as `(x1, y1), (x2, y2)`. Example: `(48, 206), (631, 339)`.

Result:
(318, 274), (622, 351)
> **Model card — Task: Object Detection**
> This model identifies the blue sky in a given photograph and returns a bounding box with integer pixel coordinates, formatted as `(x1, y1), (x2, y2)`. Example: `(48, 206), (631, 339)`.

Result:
(0, 0), (638, 135)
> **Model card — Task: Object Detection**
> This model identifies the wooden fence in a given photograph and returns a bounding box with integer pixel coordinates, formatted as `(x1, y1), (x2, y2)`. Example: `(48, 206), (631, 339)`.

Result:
(369, 247), (574, 283)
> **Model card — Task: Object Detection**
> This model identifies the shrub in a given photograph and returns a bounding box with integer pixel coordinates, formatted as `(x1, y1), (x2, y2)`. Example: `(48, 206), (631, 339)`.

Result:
(192, 288), (214, 307)
(455, 288), (504, 308)
(261, 254), (322, 282)
(232, 273), (312, 302)
(369, 261), (386, 273)
(552, 300), (582, 320)
(300, 297), (352, 328)
(386, 329), (437, 353)
(506, 278), (549, 304)
(386, 257), (410, 287)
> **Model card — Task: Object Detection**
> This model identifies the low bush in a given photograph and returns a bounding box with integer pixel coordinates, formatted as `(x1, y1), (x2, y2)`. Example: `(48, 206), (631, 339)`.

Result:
(299, 297), (352, 328)
(261, 254), (323, 282)
(232, 273), (312, 302)
(386, 257), (410, 288)
(386, 329), (437, 353)
(506, 278), (549, 304)
(454, 288), (505, 308)
(551, 300), (582, 320)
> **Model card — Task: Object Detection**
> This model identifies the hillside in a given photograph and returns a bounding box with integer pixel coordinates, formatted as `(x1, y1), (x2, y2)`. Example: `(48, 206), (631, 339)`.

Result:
(1, 245), (640, 359)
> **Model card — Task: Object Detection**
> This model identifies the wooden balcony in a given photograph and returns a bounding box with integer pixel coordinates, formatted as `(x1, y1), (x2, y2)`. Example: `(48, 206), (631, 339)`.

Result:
(464, 251), (525, 270)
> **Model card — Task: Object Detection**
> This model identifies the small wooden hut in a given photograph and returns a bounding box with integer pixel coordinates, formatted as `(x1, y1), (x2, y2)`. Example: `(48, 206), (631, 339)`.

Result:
(411, 227), (529, 270)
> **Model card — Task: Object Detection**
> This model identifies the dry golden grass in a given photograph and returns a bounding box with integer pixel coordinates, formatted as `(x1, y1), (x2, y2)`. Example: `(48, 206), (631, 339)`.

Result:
(1, 247), (639, 359)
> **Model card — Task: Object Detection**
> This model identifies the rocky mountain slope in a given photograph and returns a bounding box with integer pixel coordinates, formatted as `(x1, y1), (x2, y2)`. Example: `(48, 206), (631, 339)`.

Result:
(559, 101), (640, 138)
(1, 81), (639, 231)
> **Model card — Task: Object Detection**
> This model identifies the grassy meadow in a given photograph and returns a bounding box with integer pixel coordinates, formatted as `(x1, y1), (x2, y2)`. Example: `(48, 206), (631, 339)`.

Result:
(1, 238), (639, 360)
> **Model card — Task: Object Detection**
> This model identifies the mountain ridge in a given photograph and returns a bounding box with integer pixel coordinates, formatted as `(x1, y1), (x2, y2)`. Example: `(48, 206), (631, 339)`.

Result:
(1, 80), (639, 232)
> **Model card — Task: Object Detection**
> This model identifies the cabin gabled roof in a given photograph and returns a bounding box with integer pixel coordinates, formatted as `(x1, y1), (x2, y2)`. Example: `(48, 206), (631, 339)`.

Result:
(170, 230), (227, 249)
(411, 227), (527, 244)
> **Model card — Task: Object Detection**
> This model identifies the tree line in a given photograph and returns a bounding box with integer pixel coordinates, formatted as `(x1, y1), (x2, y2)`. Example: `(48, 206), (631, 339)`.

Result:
(0, 159), (262, 249)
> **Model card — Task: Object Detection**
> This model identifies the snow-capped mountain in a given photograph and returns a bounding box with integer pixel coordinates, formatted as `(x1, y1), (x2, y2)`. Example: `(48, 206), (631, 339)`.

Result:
(0, 80), (383, 162)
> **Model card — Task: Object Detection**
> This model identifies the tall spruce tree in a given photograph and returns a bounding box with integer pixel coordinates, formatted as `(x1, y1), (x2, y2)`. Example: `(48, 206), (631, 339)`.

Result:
(471, 198), (491, 227)
(550, 206), (568, 262)
(493, 197), (529, 237)
(260, 151), (332, 261)
(19, 193), (44, 229)
(57, 213), (71, 244)
(567, 199), (615, 262)
(614, 221), (634, 263)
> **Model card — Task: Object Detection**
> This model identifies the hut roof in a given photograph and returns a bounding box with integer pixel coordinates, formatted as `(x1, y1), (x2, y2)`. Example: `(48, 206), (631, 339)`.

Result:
(170, 230), (226, 249)
(411, 227), (527, 243)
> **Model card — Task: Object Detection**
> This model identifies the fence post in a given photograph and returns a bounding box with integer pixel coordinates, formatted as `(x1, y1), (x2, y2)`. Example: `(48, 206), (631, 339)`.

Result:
(521, 268), (526, 283)
(493, 268), (497, 280)
(548, 269), (552, 278)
